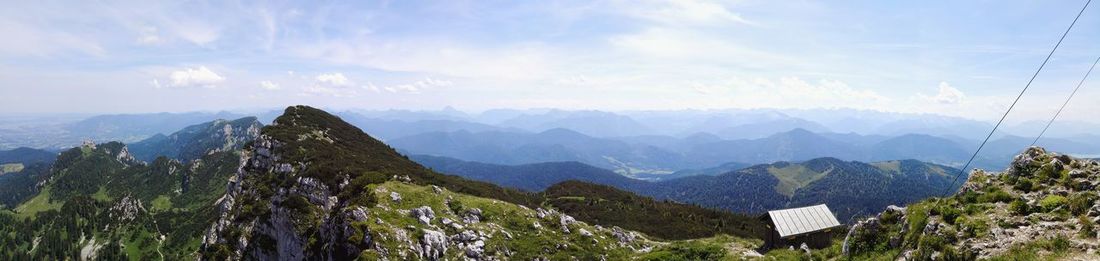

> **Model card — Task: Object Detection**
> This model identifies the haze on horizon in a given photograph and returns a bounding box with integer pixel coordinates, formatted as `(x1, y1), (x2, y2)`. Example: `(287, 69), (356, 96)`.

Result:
(2, 0), (1099, 125)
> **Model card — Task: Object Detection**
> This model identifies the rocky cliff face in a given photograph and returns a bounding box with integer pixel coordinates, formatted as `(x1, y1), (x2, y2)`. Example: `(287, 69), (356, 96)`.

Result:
(129, 117), (262, 163)
(843, 147), (1100, 260)
(200, 106), (659, 260)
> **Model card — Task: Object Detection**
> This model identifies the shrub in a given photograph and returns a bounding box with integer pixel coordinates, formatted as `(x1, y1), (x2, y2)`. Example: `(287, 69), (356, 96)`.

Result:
(1059, 169), (1074, 188)
(448, 199), (465, 215)
(640, 241), (728, 261)
(1067, 192), (1097, 216)
(1079, 215), (1095, 239)
(958, 216), (990, 238)
(1039, 195), (1068, 212)
(1014, 179), (1033, 192)
(1001, 174), (1019, 185)
(977, 187), (1013, 203)
(1042, 235), (1071, 252)
(937, 205), (963, 225)
(1036, 164), (1057, 183)
(1009, 199), (1030, 215)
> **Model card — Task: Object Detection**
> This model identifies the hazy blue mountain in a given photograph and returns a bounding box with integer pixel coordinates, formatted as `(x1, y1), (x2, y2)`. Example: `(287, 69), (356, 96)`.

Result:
(0, 111), (250, 150)
(336, 112), (518, 141)
(65, 111), (246, 141)
(411, 155), (646, 191)
(390, 128), (689, 174)
(346, 107), (473, 122)
(0, 147), (55, 165)
(473, 108), (555, 124)
(128, 117), (262, 162)
(497, 110), (654, 137)
(869, 134), (970, 164)
(871, 117), (995, 139)
(616, 132), (724, 154)
(685, 128), (864, 165)
(678, 111), (790, 134)
(714, 117), (831, 140)
(393, 126), (1030, 178)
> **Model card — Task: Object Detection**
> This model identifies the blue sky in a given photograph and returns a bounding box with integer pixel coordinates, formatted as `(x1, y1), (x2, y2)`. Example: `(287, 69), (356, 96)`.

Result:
(1, 0), (1098, 123)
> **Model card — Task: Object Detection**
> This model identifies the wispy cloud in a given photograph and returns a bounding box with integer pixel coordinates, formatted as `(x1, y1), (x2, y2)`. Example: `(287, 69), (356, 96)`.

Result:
(623, 0), (757, 26)
(259, 80), (280, 90)
(0, 0), (1097, 124)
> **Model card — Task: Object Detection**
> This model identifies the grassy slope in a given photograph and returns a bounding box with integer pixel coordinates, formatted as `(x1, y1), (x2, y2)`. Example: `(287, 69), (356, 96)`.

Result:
(14, 186), (61, 218)
(767, 164), (830, 197)
(367, 181), (654, 260)
(0, 163), (23, 175)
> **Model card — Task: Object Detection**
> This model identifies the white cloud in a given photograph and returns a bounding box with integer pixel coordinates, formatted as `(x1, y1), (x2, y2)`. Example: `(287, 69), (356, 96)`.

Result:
(928, 81), (965, 104)
(259, 80), (280, 90)
(378, 77), (454, 94)
(164, 66), (225, 88)
(315, 73), (352, 87)
(304, 73), (357, 97)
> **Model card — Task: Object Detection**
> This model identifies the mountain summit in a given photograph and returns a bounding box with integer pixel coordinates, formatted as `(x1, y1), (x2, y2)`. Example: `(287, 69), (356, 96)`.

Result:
(200, 106), (761, 260)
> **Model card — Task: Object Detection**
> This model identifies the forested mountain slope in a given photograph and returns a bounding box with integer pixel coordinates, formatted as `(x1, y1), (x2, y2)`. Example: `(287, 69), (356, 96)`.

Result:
(416, 153), (961, 222)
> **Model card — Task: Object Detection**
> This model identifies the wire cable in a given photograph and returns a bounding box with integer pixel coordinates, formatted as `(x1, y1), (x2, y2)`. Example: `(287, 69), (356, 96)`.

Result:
(1030, 55), (1100, 147)
(942, 0), (1092, 197)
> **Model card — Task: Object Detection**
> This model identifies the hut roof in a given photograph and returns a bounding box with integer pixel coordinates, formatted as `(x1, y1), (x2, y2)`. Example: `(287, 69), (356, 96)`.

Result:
(766, 204), (842, 238)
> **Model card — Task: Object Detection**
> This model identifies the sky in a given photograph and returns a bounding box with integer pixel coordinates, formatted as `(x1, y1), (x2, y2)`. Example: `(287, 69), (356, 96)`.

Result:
(1, 0), (1099, 124)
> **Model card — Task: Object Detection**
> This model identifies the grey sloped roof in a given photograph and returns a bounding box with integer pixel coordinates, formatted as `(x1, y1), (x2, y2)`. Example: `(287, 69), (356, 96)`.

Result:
(767, 204), (842, 238)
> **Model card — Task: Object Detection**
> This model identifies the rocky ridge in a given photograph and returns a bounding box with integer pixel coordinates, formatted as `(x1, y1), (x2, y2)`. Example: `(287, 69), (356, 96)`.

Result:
(199, 106), (661, 260)
(843, 147), (1100, 260)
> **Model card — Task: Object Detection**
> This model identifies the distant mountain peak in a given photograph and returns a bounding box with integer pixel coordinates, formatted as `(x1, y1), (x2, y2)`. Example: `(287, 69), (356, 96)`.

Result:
(128, 116), (262, 162)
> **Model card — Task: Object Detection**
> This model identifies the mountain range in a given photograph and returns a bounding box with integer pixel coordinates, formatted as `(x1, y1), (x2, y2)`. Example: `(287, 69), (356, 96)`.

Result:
(413, 154), (962, 222)
(3, 108), (1098, 178)
(394, 126), (1059, 176)
(0, 106), (765, 260)
(0, 105), (1088, 259)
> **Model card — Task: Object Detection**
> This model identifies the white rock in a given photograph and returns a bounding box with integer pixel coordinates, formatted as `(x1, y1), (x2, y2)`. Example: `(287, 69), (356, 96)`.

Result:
(390, 192), (402, 203)
(418, 229), (448, 261)
(410, 206), (436, 225)
(579, 228), (593, 237)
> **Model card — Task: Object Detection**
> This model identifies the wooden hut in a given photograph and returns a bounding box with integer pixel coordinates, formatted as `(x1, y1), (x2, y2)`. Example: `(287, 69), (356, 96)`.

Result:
(759, 204), (842, 251)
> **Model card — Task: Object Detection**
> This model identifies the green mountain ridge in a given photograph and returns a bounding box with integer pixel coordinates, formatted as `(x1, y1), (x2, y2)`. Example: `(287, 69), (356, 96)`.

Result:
(199, 105), (764, 260)
(0, 105), (760, 260)
(414, 154), (961, 222)
(0, 105), (1090, 260)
